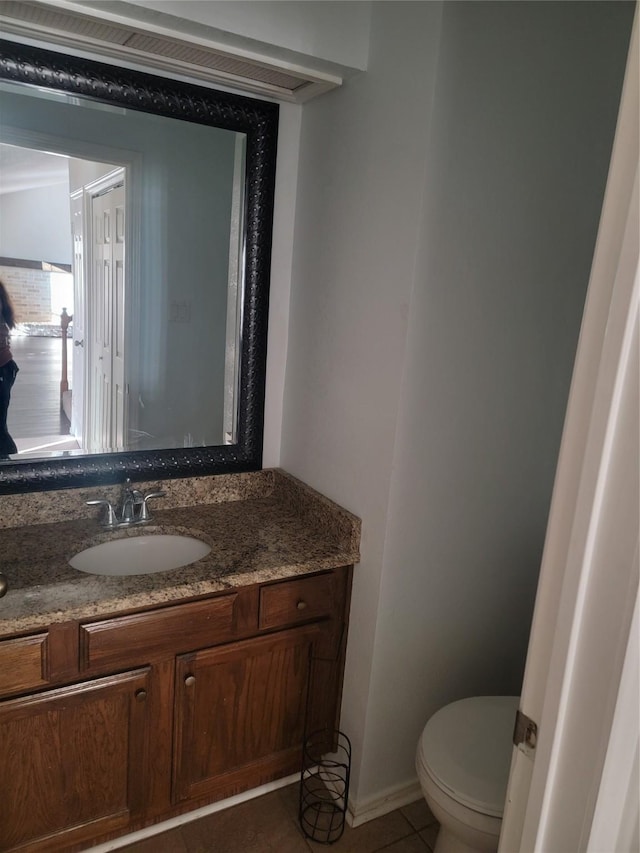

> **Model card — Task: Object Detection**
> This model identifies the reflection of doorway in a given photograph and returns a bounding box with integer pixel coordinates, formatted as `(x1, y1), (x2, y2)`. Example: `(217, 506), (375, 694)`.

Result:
(85, 172), (126, 452)
(8, 336), (79, 454)
(0, 133), (132, 455)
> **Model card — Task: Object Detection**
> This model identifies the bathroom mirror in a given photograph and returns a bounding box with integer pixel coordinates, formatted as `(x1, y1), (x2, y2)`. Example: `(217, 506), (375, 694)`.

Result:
(0, 39), (278, 494)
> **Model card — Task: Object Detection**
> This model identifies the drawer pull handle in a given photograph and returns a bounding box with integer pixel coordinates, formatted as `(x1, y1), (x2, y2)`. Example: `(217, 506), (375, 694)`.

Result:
(296, 600), (308, 611)
(135, 689), (147, 702)
(184, 674), (196, 687)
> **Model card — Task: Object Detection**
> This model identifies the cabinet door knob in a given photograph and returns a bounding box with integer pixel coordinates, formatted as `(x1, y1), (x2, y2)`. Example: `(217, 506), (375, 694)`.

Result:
(184, 674), (196, 687)
(135, 689), (147, 702)
(296, 600), (307, 611)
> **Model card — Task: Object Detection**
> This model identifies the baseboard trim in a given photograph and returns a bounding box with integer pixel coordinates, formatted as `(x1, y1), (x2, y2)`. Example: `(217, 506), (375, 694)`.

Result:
(85, 773), (301, 852)
(85, 773), (426, 847)
(347, 778), (424, 828)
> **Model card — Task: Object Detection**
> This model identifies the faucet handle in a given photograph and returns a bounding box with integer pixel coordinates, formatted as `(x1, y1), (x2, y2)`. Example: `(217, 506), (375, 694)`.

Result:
(140, 489), (166, 522)
(120, 488), (143, 523)
(86, 499), (118, 528)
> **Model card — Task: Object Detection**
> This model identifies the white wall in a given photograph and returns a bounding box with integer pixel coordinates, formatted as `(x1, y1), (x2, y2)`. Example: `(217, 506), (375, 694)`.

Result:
(282, 0), (633, 810)
(0, 183), (71, 263)
(119, 0), (371, 71)
(68, 157), (115, 192)
(357, 0), (635, 804)
(262, 102), (302, 468)
(280, 0), (444, 799)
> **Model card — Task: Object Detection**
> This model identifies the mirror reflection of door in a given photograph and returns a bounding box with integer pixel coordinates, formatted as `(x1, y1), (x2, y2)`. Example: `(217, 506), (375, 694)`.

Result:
(87, 175), (126, 452)
(70, 189), (85, 443)
(0, 142), (127, 457)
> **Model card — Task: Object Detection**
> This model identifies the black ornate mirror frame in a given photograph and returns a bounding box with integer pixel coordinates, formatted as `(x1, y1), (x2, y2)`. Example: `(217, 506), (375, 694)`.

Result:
(0, 39), (278, 494)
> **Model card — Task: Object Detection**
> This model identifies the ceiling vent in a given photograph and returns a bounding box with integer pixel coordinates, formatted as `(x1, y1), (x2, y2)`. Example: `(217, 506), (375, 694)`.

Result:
(0, 0), (342, 101)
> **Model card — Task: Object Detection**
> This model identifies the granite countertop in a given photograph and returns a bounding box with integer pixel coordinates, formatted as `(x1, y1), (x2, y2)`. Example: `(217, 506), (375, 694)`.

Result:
(0, 469), (360, 637)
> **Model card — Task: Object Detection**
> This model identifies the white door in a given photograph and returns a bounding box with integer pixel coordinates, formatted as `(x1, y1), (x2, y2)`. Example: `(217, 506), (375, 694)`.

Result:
(88, 179), (126, 452)
(112, 189), (126, 451)
(70, 188), (85, 443)
(499, 14), (639, 853)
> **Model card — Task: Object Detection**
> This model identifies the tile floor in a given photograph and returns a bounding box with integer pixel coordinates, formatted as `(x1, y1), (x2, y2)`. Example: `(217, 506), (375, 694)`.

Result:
(118, 783), (440, 853)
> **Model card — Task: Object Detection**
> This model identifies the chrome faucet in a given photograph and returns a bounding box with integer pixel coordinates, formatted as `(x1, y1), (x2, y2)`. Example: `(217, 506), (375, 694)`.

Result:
(87, 479), (166, 528)
(120, 481), (143, 524)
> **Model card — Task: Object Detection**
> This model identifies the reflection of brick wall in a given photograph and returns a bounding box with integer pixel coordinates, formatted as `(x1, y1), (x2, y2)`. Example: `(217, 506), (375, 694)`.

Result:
(0, 265), (51, 323)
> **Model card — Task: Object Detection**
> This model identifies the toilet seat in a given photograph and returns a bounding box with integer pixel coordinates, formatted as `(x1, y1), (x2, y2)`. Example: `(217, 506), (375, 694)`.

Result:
(417, 696), (519, 818)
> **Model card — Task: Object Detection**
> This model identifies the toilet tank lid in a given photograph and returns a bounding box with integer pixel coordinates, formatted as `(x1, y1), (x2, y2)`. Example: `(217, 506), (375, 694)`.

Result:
(419, 696), (519, 817)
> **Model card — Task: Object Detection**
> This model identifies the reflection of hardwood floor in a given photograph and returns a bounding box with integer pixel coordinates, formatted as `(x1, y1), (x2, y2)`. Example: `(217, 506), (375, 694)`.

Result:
(7, 336), (72, 440)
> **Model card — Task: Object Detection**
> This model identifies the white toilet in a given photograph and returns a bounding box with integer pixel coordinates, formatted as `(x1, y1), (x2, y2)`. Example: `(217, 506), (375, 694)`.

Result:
(416, 695), (519, 853)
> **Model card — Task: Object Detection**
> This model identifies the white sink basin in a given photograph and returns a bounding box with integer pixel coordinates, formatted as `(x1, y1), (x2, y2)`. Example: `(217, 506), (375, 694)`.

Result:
(70, 534), (211, 576)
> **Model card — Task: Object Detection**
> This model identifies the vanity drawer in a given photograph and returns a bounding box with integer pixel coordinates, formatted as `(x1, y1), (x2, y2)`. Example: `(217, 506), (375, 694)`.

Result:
(80, 594), (238, 672)
(259, 573), (334, 630)
(0, 633), (48, 695)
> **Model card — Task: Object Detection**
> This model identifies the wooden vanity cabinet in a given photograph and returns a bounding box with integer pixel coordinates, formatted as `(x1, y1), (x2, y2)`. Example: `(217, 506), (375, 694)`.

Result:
(173, 569), (348, 808)
(0, 668), (151, 853)
(174, 623), (323, 804)
(0, 566), (352, 853)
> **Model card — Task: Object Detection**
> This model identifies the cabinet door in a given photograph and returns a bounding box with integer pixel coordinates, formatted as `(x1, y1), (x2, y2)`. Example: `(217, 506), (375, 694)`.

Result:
(173, 625), (321, 804)
(0, 668), (150, 853)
